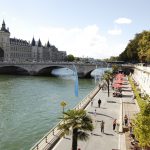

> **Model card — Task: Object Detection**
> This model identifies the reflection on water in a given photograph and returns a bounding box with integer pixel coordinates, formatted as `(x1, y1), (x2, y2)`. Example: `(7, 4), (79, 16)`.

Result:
(52, 68), (74, 76)
(52, 67), (111, 78)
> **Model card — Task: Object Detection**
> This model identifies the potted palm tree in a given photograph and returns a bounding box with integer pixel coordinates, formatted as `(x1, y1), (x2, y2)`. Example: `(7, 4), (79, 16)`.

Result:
(60, 101), (67, 113)
(58, 109), (94, 150)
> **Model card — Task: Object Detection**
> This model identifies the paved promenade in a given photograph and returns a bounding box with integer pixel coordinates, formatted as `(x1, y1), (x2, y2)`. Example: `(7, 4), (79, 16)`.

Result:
(52, 77), (139, 150)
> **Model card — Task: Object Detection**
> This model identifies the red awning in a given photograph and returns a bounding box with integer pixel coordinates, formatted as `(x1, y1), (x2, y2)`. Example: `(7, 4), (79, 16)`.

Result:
(112, 83), (122, 88)
(114, 79), (123, 84)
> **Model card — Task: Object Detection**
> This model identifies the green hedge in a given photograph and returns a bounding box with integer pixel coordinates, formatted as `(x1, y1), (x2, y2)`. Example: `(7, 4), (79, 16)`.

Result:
(128, 76), (146, 110)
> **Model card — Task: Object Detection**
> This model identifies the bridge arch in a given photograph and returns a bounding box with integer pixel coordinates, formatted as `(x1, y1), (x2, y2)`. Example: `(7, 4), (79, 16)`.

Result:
(0, 47), (4, 61)
(0, 66), (29, 75)
(37, 66), (67, 76)
(84, 69), (95, 78)
(37, 65), (98, 78)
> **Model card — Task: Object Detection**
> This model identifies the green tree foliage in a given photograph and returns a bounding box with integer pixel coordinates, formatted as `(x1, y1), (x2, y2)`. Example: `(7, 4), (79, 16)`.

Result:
(138, 31), (150, 62)
(118, 30), (150, 63)
(112, 64), (119, 73)
(109, 56), (119, 61)
(67, 54), (75, 62)
(101, 70), (113, 97)
(75, 57), (80, 61)
(58, 109), (93, 150)
(133, 103), (150, 149)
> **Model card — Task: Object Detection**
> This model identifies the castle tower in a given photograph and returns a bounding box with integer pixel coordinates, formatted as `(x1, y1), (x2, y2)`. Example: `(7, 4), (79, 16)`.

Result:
(37, 38), (43, 62)
(31, 37), (38, 62)
(0, 20), (10, 61)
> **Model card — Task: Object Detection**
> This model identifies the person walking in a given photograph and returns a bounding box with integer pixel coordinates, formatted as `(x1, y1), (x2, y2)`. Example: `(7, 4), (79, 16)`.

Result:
(113, 119), (117, 131)
(94, 109), (97, 117)
(98, 99), (101, 108)
(100, 120), (105, 133)
(116, 121), (120, 133)
(91, 100), (93, 106)
(124, 115), (128, 126)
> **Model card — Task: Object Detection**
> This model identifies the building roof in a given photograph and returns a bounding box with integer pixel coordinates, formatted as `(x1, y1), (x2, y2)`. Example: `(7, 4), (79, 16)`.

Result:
(10, 38), (30, 45)
(0, 20), (10, 33)
(47, 41), (51, 47)
(38, 39), (42, 47)
(31, 37), (36, 46)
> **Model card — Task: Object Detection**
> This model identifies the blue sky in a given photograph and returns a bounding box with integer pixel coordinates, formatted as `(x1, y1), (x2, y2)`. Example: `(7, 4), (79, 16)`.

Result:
(0, 0), (149, 59)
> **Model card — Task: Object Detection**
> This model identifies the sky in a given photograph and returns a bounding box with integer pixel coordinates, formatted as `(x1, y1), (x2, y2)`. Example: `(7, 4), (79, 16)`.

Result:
(0, 0), (149, 59)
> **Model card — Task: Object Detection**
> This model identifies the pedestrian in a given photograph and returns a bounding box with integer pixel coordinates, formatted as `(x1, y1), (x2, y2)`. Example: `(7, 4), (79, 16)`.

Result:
(124, 115), (128, 126)
(113, 119), (117, 131)
(91, 100), (93, 106)
(98, 99), (101, 108)
(100, 120), (105, 133)
(94, 109), (97, 117)
(116, 121), (120, 133)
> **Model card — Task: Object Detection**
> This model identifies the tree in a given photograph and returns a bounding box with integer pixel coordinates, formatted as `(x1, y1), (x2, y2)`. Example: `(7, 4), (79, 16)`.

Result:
(133, 103), (150, 149)
(118, 30), (150, 63)
(112, 64), (119, 74)
(60, 101), (67, 113)
(58, 109), (93, 150)
(137, 31), (150, 63)
(109, 56), (119, 61)
(67, 54), (75, 62)
(101, 70), (113, 97)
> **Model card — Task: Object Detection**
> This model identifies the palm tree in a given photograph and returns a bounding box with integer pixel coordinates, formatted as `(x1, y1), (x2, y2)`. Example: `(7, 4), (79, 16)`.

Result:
(101, 70), (113, 97)
(60, 101), (67, 113)
(58, 109), (94, 150)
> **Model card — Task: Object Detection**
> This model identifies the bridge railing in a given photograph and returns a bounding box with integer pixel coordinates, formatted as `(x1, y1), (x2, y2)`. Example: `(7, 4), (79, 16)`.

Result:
(30, 81), (104, 150)
(0, 61), (105, 66)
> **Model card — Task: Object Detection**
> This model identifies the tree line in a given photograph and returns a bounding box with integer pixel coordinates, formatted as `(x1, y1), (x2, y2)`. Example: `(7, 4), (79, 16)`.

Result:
(118, 30), (150, 63)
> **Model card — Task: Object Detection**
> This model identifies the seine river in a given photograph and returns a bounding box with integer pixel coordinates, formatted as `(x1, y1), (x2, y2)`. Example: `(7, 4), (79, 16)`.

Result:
(0, 68), (107, 150)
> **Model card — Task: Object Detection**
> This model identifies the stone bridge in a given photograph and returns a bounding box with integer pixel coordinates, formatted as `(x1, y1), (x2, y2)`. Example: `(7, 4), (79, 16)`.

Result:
(0, 62), (107, 78)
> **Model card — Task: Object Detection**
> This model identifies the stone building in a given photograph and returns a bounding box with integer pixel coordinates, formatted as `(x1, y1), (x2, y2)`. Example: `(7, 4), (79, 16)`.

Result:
(0, 20), (66, 62)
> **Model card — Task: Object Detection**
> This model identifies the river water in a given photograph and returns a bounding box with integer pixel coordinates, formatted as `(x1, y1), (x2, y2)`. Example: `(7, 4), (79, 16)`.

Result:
(0, 68), (107, 150)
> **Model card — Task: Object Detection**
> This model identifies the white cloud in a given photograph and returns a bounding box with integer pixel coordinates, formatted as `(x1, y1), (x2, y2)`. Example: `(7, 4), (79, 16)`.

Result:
(114, 17), (132, 24)
(107, 28), (122, 35)
(33, 25), (110, 59)
(8, 23), (126, 59)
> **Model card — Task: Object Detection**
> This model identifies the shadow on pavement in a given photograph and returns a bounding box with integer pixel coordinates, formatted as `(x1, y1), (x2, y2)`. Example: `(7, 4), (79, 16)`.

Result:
(88, 112), (114, 119)
(104, 132), (114, 136)
(91, 133), (102, 137)
(64, 137), (71, 140)
(93, 106), (107, 109)
(107, 101), (117, 103)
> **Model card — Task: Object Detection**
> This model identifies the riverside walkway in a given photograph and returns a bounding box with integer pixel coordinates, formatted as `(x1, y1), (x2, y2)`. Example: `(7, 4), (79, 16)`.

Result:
(31, 76), (140, 150)
(52, 76), (139, 150)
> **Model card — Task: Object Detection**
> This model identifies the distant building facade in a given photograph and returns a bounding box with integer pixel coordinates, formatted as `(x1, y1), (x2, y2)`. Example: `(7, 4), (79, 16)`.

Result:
(0, 20), (66, 62)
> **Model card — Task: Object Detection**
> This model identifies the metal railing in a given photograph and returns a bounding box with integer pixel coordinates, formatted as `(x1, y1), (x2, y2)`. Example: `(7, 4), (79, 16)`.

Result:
(30, 81), (104, 150)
